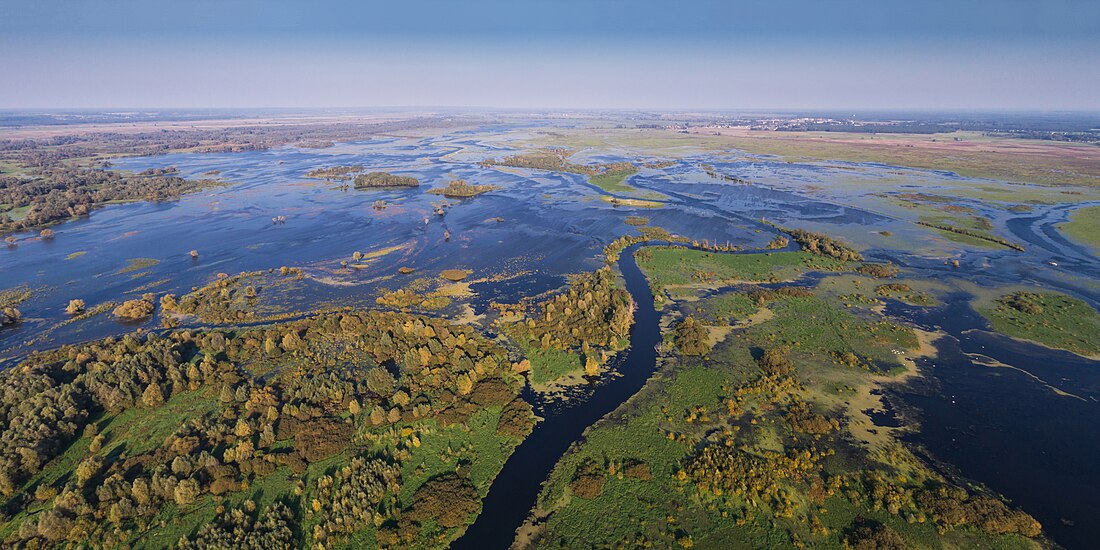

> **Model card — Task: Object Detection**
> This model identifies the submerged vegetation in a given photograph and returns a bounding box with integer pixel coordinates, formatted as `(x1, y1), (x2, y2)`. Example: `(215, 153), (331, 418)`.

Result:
(161, 268), (304, 324)
(0, 286), (32, 328)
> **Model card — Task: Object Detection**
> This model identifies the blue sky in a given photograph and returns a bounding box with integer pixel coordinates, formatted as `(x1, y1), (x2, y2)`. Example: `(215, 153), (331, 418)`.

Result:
(1, 0), (1097, 109)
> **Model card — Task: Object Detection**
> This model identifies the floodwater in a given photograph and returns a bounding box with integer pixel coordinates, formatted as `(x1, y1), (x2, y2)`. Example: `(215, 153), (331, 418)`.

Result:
(2, 123), (1099, 548)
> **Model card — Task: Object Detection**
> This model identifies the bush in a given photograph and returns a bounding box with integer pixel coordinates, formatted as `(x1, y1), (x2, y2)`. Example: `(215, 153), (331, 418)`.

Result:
(65, 299), (85, 315)
(406, 474), (480, 528)
(1000, 292), (1044, 315)
(113, 296), (155, 320)
(673, 316), (710, 356)
(758, 346), (794, 376)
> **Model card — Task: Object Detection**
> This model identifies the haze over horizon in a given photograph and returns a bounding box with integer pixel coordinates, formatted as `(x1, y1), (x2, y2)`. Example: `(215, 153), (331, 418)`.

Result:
(1, 0), (1098, 111)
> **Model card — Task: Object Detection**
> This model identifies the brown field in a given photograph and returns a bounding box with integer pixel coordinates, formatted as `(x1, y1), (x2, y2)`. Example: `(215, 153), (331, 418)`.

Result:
(689, 127), (1100, 186)
(0, 112), (429, 139)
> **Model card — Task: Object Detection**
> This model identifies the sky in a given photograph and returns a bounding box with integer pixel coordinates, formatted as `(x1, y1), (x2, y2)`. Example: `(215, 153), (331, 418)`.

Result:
(1, 0), (1098, 110)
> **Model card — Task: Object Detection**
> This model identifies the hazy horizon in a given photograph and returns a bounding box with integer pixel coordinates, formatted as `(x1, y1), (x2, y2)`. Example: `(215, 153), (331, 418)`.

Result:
(2, 0), (1098, 111)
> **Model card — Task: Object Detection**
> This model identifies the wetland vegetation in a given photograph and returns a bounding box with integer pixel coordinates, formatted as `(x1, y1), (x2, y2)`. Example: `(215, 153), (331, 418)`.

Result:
(1058, 205), (1100, 254)
(354, 172), (420, 189)
(977, 291), (1100, 357)
(525, 247), (1041, 549)
(428, 180), (499, 198)
(0, 166), (226, 234)
(482, 150), (639, 194)
(0, 309), (533, 548)
(2, 111), (1098, 550)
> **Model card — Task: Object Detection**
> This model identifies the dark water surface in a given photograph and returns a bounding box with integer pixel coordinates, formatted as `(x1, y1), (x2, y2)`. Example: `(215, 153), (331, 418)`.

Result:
(887, 298), (1100, 549)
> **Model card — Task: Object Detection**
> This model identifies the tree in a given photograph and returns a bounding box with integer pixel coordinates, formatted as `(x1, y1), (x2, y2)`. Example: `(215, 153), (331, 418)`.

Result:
(174, 478), (200, 506)
(584, 355), (600, 376)
(456, 373), (474, 395)
(406, 474), (479, 528)
(366, 367), (395, 396)
(234, 418), (253, 438)
(759, 346), (794, 376)
(65, 299), (85, 315)
(142, 383), (165, 408)
(674, 316), (711, 356)
(113, 298), (154, 321)
(75, 456), (102, 487)
(370, 406), (385, 426)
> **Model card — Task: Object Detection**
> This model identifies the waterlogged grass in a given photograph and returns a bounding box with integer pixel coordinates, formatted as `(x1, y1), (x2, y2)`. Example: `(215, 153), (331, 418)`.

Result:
(588, 165), (639, 194)
(522, 343), (584, 385)
(533, 275), (1034, 549)
(978, 291), (1100, 357)
(395, 407), (514, 503)
(695, 292), (759, 323)
(635, 247), (846, 293)
(1059, 205), (1100, 254)
(743, 293), (918, 373)
(118, 257), (160, 274)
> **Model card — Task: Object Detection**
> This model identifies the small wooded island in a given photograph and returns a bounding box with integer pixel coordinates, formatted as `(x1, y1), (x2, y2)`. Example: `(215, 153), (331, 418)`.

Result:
(354, 172), (420, 189)
(428, 179), (499, 198)
(305, 167), (420, 189)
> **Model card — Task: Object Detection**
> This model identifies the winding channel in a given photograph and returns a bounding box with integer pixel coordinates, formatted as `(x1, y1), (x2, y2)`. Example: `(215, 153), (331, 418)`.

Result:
(456, 234), (1100, 549)
(452, 242), (660, 549)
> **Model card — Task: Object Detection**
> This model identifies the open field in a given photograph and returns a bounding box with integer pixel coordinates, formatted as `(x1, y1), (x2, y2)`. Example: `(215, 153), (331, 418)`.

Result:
(635, 247), (847, 296)
(529, 127), (1100, 187)
(976, 290), (1100, 358)
(1058, 205), (1100, 253)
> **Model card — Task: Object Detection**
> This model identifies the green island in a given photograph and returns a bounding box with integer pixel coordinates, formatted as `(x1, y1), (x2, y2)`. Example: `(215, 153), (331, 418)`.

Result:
(354, 172), (420, 189)
(482, 150), (640, 194)
(0, 166), (226, 234)
(305, 165), (364, 180)
(1058, 205), (1100, 254)
(428, 180), (500, 198)
(524, 245), (1043, 549)
(636, 247), (847, 304)
(498, 267), (634, 388)
(0, 309), (535, 549)
(976, 291), (1100, 357)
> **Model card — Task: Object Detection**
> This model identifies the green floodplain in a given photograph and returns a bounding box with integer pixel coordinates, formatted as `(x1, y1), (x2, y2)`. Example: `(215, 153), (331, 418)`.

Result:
(526, 246), (1041, 549)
